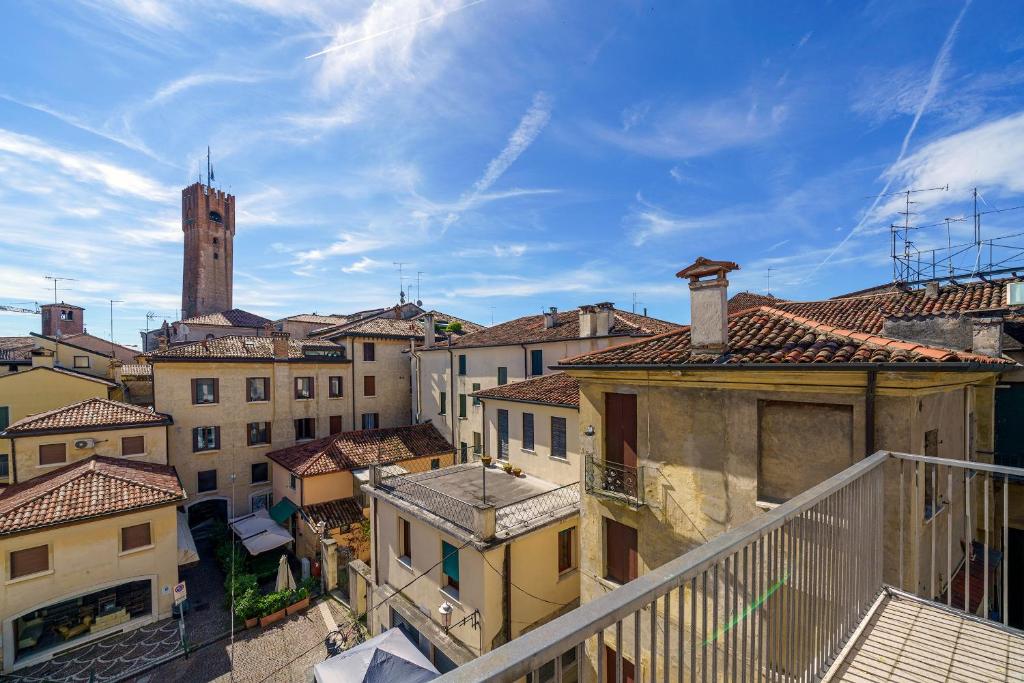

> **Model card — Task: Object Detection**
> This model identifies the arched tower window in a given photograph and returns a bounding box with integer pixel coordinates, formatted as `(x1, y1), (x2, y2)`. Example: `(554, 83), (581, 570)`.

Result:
(209, 210), (223, 224)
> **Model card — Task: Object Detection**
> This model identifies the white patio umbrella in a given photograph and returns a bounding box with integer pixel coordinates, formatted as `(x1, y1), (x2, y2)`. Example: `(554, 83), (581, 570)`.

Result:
(275, 553), (296, 592)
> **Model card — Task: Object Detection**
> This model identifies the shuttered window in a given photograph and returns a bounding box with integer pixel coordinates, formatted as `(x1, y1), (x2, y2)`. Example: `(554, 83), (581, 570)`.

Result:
(497, 367), (508, 385)
(551, 417), (567, 459)
(399, 518), (411, 562)
(363, 342), (376, 361)
(121, 522), (152, 552)
(530, 349), (543, 376)
(497, 409), (509, 460)
(604, 393), (638, 468)
(558, 527), (575, 573)
(439, 391), (447, 415)
(39, 443), (67, 466)
(10, 545), (49, 579)
(193, 426), (220, 452)
(330, 415), (343, 434)
(0, 406), (9, 430)
(442, 540), (460, 593)
(191, 378), (218, 404)
(604, 518), (638, 584)
(523, 413), (535, 451)
(458, 394), (467, 418)
(364, 375), (376, 397)
(458, 354), (466, 375)
(121, 435), (145, 456)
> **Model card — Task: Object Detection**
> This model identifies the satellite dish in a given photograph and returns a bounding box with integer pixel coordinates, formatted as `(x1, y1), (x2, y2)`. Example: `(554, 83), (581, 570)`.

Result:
(178, 324), (190, 336)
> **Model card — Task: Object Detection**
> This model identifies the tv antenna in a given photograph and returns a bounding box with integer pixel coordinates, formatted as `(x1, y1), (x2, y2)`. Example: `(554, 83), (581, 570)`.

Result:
(416, 271), (424, 306)
(881, 185), (948, 282)
(631, 292), (645, 314)
(766, 267), (774, 296)
(109, 299), (124, 356)
(393, 262), (408, 304)
(44, 275), (77, 304)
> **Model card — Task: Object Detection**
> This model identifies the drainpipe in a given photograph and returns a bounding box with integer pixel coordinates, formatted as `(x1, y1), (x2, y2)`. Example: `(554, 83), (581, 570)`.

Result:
(410, 340), (422, 423)
(502, 544), (512, 646)
(865, 369), (877, 456)
(350, 337), (357, 430)
(10, 439), (17, 484)
(448, 349), (457, 446)
(520, 344), (528, 378)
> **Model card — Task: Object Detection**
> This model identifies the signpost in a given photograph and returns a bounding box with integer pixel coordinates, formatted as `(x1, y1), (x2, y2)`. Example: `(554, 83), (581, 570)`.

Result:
(174, 581), (189, 657)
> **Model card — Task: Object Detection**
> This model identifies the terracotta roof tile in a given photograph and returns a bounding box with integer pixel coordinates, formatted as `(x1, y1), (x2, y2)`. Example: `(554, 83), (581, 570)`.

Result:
(147, 335), (345, 361)
(728, 292), (786, 314)
(0, 336), (35, 361)
(180, 309), (272, 328)
(303, 498), (364, 531)
(266, 423), (453, 476)
(560, 306), (1014, 368)
(473, 372), (579, 408)
(412, 310), (486, 334)
(3, 398), (170, 435)
(0, 456), (185, 535)
(323, 317), (427, 340)
(120, 363), (152, 377)
(447, 307), (679, 348)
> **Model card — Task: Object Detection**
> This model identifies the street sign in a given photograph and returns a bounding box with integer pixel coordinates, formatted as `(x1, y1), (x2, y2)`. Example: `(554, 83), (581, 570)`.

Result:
(173, 581), (187, 605)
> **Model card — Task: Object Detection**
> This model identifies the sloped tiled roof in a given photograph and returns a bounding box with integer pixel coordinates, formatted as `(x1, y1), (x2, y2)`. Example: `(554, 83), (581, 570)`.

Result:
(120, 363), (152, 377)
(303, 498), (364, 531)
(58, 332), (140, 363)
(473, 372), (580, 408)
(323, 316), (426, 340)
(412, 310), (486, 334)
(3, 398), (170, 435)
(180, 309), (272, 328)
(560, 306), (1014, 368)
(728, 292), (786, 314)
(0, 336), (35, 361)
(0, 456), (185, 535)
(267, 423), (453, 476)
(278, 313), (349, 325)
(446, 307), (679, 349)
(147, 335), (345, 361)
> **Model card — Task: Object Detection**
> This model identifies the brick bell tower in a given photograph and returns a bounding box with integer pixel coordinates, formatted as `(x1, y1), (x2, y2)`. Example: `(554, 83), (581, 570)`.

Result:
(181, 159), (234, 319)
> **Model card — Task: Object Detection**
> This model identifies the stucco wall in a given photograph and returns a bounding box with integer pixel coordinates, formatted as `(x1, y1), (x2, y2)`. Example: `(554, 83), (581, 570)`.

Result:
(11, 425), (167, 484)
(480, 399), (580, 486)
(33, 337), (114, 382)
(0, 504), (178, 671)
(349, 336), (412, 430)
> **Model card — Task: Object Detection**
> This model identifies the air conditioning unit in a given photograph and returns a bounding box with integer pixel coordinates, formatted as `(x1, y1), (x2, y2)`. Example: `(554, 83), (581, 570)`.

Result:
(74, 438), (96, 450)
(1008, 281), (1024, 306)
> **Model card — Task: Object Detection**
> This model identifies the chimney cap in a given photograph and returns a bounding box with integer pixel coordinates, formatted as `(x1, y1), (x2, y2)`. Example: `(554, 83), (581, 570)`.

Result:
(676, 257), (740, 282)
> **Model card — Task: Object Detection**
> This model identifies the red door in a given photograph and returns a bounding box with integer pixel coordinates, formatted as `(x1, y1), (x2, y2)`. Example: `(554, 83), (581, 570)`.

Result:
(604, 393), (638, 468)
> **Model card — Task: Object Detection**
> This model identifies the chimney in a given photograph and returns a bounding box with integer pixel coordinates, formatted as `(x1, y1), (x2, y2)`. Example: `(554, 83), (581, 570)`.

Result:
(271, 331), (290, 359)
(31, 348), (55, 368)
(263, 322), (274, 337)
(108, 359), (123, 384)
(158, 335), (169, 352)
(925, 281), (940, 298)
(595, 302), (615, 337)
(971, 317), (1003, 358)
(676, 257), (740, 354)
(578, 305), (597, 337)
(543, 307), (559, 329)
(422, 313), (436, 349)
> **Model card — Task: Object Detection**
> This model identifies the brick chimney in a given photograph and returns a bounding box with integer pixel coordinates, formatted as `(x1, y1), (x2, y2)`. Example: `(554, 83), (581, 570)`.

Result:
(422, 313), (436, 348)
(971, 317), (1003, 358)
(925, 282), (940, 298)
(676, 257), (740, 354)
(271, 331), (290, 359)
(543, 307), (559, 329)
(578, 305), (596, 337)
(595, 302), (615, 337)
(158, 335), (169, 352)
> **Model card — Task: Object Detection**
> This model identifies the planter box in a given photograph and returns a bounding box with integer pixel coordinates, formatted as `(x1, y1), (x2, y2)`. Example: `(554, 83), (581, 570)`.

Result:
(286, 597), (310, 615)
(259, 608), (286, 628)
(245, 617), (259, 629)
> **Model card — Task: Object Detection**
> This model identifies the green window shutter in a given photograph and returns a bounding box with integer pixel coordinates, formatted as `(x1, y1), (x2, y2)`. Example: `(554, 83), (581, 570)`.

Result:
(530, 349), (543, 376)
(459, 394), (467, 418)
(442, 541), (459, 581)
(458, 354), (467, 375)
(498, 367), (508, 385)
(0, 406), (8, 431)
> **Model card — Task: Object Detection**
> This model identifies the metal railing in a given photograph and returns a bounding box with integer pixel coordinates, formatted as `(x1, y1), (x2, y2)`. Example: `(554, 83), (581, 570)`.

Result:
(496, 482), (580, 532)
(585, 455), (646, 507)
(376, 471), (478, 534)
(441, 451), (1023, 683)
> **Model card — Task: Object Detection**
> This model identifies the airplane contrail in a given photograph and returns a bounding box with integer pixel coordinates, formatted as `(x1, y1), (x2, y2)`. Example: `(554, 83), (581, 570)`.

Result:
(305, 0), (488, 60)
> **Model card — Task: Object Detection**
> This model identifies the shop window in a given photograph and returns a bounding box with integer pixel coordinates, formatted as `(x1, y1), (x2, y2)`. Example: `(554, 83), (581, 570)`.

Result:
(121, 435), (145, 456)
(458, 394), (467, 418)
(290, 473), (298, 490)
(120, 522), (152, 552)
(39, 443), (67, 466)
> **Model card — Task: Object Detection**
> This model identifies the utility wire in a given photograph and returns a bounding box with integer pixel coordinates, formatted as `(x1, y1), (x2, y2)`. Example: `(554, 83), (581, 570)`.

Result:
(480, 550), (576, 607)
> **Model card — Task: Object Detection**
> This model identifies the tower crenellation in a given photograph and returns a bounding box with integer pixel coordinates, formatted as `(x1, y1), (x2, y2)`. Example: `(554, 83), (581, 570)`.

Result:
(181, 181), (234, 319)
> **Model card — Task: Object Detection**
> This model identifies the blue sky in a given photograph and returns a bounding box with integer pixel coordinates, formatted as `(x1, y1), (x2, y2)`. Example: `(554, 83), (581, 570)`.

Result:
(1, 1), (1024, 346)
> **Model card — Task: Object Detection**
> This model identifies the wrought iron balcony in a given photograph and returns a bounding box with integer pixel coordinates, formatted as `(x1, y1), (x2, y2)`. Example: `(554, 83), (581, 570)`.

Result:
(585, 455), (646, 508)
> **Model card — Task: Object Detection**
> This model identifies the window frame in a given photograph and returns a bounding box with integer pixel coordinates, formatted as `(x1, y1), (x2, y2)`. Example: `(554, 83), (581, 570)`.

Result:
(471, 383), (481, 406)
(361, 413), (379, 430)
(458, 354), (466, 375)
(121, 435), (146, 456)
(328, 375), (344, 398)
(39, 442), (67, 466)
(439, 390), (447, 415)
(246, 377), (270, 402)
(73, 355), (90, 369)
(398, 517), (412, 566)
(329, 415), (344, 435)
(551, 416), (567, 460)
(604, 517), (638, 585)
(497, 409), (509, 460)
(363, 342), (376, 362)
(251, 461), (270, 484)
(247, 421), (272, 447)
(192, 426), (220, 452)
(191, 378), (219, 405)
(497, 366), (508, 385)
(441, 540), (460, 597)
(522, 412), (535, 451)
(120, 522), (153, 554)
(197, 469), (218, 493)
(294, 417), (316, 441)
(294, 376), (315, 400)
(530, 349), (543, 376)
(363, 375), (376, 397)
(458, 393), (467, 418)
(558, 526), (576, 574)
(9, 544), (50, 581)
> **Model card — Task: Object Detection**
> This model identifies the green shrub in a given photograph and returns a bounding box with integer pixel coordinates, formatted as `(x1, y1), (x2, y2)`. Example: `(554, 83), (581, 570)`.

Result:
(445, 321), (463, 334)
(234, 588), (261, 621)
(226, 572), (258, 598)
(258, 590), (290, 616)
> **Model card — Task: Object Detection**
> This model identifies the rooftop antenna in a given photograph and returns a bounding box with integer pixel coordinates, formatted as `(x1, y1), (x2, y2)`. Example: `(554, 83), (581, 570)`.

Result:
(207, 146), (215, 188)
(877, 184), (948, 282)
(631, 292), (645, 314)
(416, 271), (424, 306)
(109, 299), (123, 356)
(44, 275), (76, 304)
(393, 262), (407, 304)
(766, 267), (774, 295)
(489, 306), (495, 326)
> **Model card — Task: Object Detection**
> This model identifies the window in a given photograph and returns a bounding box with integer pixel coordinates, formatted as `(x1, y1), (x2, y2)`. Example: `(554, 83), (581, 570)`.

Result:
(191, 378), (218, 404)
(363, 342), (376, 361)
(459, 442), (468, 464)
(398, 517), (412, 564)
(289, 473), (298, 490)
(527, 648), (578, 683)
(0, 454), (8, 480)
(497, 409), (509, 460)
(363, 375), (376, 397)
(73, 355), (90, 369)
(121, 522), (152, 552)
(192, 426), (220, 452)
(441, 540), (460, 596)
(251, 491), (271, 512)
(247, 421), (271, 446)
(330, 415), (343, 435)
(329, 376), (343, 398)
(361, 413), (379, 430)
(604, 518), (638, 584)
(558, 527), (576, 573)
(472, 383), (481, 406)
(197, 469), (217, 493)
(295, 377), (314, 399)
(551, 417), (567, 459)
(431, 458), (440, 470)
(458, 394), (467, 418)
(10, 545), (48, 580)
(0, 406), (8, 431)
(439, 391), (447, 415)
(121, 435), (145, 456)
(530, 349), (543, 376)
(498, 367), (508, 385)
(39, 443), (66, 466)
(246, 377), (269, 402)
(458, 354), (466, 375)
(473, 431), (482, 457)
(523, 413), (535, 451)
(294, 418), (316, 440)
(251, 462), (269, 484)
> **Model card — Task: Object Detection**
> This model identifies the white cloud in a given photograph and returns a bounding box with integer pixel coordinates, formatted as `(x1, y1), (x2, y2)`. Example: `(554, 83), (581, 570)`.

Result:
(0, 129), (174, 202)
(473, 92), (553, 195)
(293, 233), (390, 263)
(625, 193), (753, 246)
(342, 256), (380, 273)
(147, 72), (271, 106)
(492, 244), (527, 257)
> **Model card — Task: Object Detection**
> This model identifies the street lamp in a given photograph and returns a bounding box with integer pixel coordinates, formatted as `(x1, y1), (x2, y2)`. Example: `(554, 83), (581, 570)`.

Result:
(438, 601), (453, 632)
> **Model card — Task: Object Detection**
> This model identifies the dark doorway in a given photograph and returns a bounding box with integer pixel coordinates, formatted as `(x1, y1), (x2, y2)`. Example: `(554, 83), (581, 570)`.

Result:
(995, 383), (1024, 468)
(188, 498), (228, 540)
(1009, 527), (1024, 629)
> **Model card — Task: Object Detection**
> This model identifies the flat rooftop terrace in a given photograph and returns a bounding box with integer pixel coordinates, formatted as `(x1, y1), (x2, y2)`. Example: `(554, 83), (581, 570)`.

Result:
(399, 462), (557, 507)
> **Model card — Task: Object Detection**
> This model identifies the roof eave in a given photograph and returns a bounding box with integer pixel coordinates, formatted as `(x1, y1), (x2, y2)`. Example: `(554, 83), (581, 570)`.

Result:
(558, 361), (1011, 372)
(2, 416), (172, 438)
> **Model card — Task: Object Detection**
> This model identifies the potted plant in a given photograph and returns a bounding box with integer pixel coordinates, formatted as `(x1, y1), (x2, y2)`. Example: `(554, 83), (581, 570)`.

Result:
(502, 462), (514, 474)
(481, 455), (492, 466)
(512, 466), (522, 477)
(286, 584), (311, 615)
(258, 591), (288, 627)
(235, 588), (261, 629)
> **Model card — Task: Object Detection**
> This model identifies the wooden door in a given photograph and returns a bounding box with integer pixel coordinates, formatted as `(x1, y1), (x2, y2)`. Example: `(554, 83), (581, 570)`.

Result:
(604, 393), (637, 468)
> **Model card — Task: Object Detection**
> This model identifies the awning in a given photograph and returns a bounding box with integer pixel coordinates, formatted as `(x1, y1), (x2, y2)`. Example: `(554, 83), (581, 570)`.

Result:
(270, 496), (299, 525)
(177, 512), (200, 566)
(230, 508), (293, 556)
(314, 628), (439, 683)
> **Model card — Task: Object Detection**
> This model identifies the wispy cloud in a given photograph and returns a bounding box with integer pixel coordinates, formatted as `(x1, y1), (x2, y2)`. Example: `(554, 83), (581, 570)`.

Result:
(342, 256), (381, 273)
(147, 71), (272, 106)
(292, 233), (391, 263)
(474, 92), (553, 195)
(625, 193), (753, 246)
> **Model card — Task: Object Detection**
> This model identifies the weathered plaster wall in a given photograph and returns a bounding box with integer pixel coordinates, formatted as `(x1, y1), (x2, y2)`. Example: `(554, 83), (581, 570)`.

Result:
(12, 424), (167, 484)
